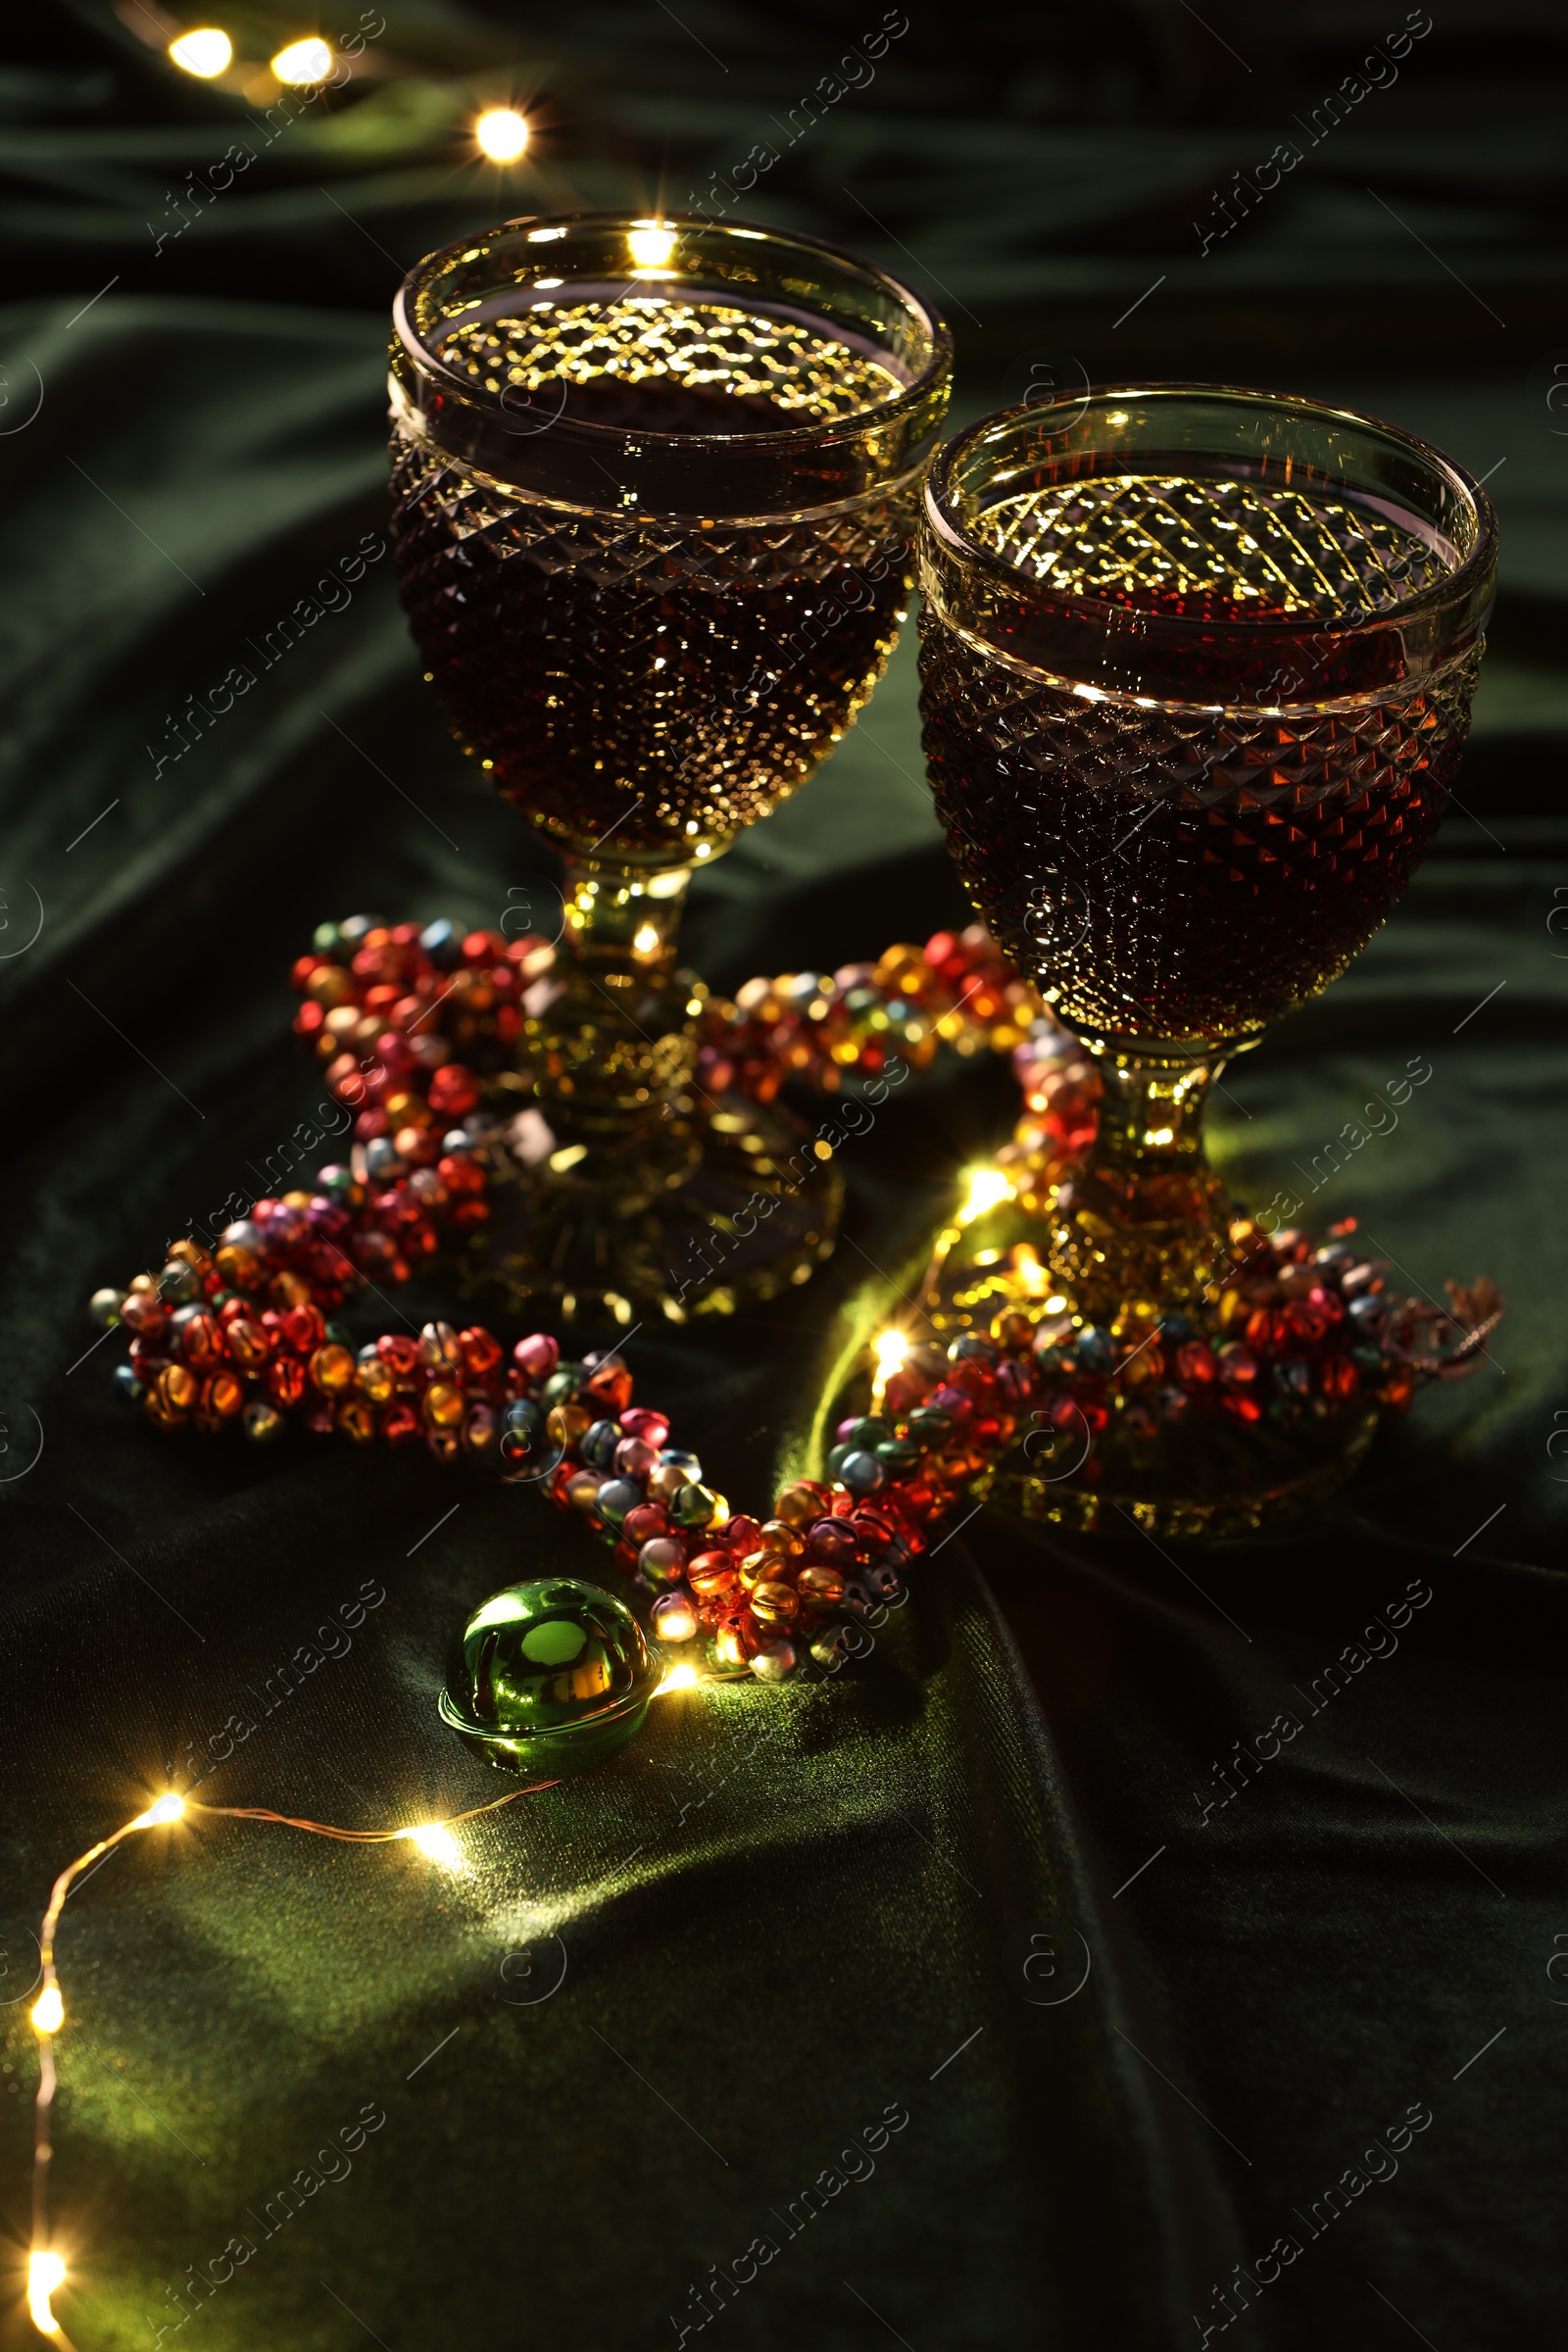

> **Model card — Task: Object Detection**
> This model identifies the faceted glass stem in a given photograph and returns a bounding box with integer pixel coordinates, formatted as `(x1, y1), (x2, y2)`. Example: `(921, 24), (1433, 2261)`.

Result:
(520, 859), (700, 1182)
(1047, 1051), (1232, 1328)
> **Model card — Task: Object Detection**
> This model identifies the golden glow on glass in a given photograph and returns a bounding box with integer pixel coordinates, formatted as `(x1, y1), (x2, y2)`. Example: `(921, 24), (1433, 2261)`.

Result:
(656, 1663), (699, 1694)
(958, 1166), (1012, 1224)
(475, 108), (530, 163)
(438, 295), (900, 457)
(271, 36), (331, 83)
(632, 923), (661, 955)
(627, 222), (677, 270)
(977, 474), (1450, 624)
(168, 27), (232, 75)
(27, 2250), (66, 2335)
(30, 1985), (64, 2035)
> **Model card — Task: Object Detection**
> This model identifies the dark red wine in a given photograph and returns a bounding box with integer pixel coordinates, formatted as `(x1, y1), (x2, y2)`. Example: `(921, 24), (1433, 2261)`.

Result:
(390, 297), (914, 867)
(919, 474), (1480, 1053)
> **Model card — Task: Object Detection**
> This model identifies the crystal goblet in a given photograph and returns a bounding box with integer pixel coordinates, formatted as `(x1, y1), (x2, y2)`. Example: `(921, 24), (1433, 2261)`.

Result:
(387, 212), (951, 1322)
(917, 386), (1497, 1531)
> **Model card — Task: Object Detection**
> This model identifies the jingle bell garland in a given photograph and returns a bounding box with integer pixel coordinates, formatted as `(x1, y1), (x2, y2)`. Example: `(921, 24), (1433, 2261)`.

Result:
(84, 914), (1503, 1688)
(286, 906), (1052, 1140)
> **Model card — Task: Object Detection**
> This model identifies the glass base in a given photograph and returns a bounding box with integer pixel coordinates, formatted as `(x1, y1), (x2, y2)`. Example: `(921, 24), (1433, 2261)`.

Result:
(448, 1094), (844, 1326)
(921, 1189), (1381, 1539)
(979, 1396), (1379, 1541)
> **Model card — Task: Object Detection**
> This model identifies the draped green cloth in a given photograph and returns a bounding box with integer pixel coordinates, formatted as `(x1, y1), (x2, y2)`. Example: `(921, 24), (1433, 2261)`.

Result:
(2, 6), (1565, 2347)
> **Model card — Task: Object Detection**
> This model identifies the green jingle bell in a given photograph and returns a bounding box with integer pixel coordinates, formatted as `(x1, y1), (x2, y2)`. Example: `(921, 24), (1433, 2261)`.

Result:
(438, 1577), (660, 1778)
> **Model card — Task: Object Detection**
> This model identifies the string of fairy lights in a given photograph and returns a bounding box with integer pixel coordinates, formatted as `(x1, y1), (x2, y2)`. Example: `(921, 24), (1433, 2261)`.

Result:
(160, 20), (533, 167)
(24, 1770), (647, 2338)
(24, 1789), (521, 2336)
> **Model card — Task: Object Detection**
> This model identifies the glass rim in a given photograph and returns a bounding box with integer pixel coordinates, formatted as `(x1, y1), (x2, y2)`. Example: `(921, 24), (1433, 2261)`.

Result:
(395, 209), (952, 450)
(924, 382), (1499, 650)
(390, 209), (953, 512)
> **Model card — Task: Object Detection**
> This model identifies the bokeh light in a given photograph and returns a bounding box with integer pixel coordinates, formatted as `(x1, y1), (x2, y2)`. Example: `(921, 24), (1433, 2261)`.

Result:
(476, 108), (531, 163)
(168, 27), (232, 77)
(271, 37), (333, 86)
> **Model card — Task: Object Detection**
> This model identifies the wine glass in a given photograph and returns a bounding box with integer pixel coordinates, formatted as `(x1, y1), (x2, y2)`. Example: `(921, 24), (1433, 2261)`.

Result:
(916, 385), (1496, 1529)
(387, 211), (951, 1323)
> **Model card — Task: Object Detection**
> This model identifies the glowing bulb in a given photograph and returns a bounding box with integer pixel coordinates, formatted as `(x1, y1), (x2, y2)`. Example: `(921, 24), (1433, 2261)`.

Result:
(131, 1792), (185, 1828)
(271, 37), (332, 84)
(31, 1985), (64, 2035)
(27, 2250), (66, 2334)
(476, 108), (530, 163)
(873, 1329), (908, 1377)
(399, 1823), (464, 1869)
(627, 222), (677, 270)
(958, 1166), (1012, 1224)
(633, 924), (660, 955)
(168, 27), (232, 76)
(657, 1663), (699, 1694)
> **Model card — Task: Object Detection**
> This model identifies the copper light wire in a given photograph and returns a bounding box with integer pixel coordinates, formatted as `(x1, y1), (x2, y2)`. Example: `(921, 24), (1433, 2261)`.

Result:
(26, 1779), (558, 2339)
